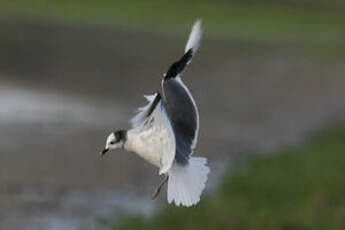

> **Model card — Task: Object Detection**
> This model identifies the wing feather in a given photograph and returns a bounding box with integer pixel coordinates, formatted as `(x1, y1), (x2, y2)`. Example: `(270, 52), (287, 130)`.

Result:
(164, 20), (202, 80)
(185, 19), (202, 55)
(153, 100), (176, 174)
(130, 93), (160, 128)
(162, 76), (199, 165)
(161, 19), (202, 165)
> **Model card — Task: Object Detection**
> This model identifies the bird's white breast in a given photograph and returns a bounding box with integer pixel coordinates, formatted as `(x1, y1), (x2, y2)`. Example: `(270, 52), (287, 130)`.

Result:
(125, 123), (174, 170)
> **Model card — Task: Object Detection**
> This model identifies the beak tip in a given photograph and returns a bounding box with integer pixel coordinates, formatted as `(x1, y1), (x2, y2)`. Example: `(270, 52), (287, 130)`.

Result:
(99, 148), (109, 157)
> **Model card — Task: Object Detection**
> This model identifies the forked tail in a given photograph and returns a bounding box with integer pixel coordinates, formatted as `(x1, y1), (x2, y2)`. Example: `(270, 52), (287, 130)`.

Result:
(167, 157), (210, 207)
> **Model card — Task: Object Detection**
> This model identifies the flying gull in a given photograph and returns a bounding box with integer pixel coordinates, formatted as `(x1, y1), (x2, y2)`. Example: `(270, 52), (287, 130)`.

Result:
(99, 19), (209, 207)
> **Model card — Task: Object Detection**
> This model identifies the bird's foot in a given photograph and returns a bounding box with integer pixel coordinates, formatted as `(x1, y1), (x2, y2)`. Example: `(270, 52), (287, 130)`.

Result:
(151, 175), (169, 200)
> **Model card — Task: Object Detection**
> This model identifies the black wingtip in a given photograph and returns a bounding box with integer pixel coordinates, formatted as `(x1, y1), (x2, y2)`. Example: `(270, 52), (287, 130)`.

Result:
(164, 49), (193, 80)
(146, 92), (161, 117)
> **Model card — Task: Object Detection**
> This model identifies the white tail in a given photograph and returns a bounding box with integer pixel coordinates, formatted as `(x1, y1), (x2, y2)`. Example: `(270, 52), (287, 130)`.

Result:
(167, 157), (210, 207)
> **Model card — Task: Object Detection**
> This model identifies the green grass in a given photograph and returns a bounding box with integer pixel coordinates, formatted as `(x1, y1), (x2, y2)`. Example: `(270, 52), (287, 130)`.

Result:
(1, 0), (345, 46)
(113, 125), (345, 230)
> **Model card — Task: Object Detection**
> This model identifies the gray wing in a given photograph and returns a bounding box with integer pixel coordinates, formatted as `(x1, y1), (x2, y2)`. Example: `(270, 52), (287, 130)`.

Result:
(162, 76), (199, 165)
(161, 19), (202, 166)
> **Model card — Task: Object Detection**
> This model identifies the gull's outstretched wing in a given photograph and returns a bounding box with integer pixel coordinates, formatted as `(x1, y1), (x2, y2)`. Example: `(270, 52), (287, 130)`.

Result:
(130, 92), (176, 174)
(162, 20), (202, 165)
(162, 77), (199, 165)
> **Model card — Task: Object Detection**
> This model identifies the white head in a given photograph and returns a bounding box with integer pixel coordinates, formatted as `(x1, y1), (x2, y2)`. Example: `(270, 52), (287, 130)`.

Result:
(99, 130), (127, 157)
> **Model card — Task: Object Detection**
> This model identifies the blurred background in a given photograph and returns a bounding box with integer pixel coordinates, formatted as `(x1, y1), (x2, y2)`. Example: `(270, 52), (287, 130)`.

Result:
(0, 0), (345, 229)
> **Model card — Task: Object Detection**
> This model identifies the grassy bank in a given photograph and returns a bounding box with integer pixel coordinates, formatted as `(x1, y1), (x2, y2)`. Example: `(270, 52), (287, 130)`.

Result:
(1, 0), (345, 45)
(113, 126), (345, 230)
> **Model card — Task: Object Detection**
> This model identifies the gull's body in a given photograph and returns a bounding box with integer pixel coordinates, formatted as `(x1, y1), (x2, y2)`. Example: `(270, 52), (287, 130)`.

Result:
(126, 94), (175, 174)
(100, 20), (209, 207)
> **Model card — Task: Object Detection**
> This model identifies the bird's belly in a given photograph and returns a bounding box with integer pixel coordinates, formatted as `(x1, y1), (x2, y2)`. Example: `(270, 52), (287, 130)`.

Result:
(136, 148), (162, 168)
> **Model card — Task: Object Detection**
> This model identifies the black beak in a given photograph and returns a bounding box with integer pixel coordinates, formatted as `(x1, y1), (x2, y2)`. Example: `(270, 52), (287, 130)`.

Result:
(99, 148), (109, 157)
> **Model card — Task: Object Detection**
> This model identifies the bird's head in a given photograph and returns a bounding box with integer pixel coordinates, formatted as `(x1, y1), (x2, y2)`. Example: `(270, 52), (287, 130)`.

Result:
(99, 130), (127, 157)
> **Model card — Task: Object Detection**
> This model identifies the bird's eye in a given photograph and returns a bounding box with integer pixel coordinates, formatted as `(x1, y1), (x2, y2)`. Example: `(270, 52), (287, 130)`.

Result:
(110, 141), (115, 145)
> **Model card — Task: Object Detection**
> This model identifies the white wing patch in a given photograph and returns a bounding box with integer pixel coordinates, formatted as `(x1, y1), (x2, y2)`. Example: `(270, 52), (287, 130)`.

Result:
(185, 19), (202, 55)
(130, 93), (157, 128)
(152, 102), (176, 174)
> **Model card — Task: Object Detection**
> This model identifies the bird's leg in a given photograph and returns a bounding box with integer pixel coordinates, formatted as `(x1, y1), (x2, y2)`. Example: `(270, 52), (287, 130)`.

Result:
(152, 175), (169, 200)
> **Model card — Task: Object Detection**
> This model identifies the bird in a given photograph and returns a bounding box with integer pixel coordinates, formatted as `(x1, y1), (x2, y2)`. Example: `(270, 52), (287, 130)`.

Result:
(99, 19), (209, 207)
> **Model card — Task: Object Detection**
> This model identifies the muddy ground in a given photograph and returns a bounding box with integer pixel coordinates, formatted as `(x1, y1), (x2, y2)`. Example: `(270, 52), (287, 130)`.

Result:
(0, 17), (345, 229)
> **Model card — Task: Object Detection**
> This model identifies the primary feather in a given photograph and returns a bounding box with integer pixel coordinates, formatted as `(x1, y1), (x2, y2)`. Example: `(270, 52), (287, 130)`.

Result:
(185, 19), (203, 55)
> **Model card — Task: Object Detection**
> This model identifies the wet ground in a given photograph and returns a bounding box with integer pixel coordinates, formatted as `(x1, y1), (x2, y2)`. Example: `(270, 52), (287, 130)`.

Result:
(0, 17), (345, 229)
